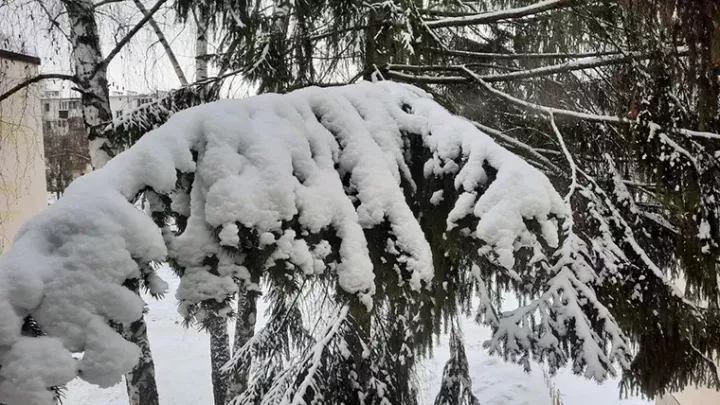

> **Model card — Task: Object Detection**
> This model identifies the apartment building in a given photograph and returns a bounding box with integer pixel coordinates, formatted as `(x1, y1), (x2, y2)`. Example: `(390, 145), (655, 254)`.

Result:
(41, 90), (165, 194)
(41, 90), (163, 136)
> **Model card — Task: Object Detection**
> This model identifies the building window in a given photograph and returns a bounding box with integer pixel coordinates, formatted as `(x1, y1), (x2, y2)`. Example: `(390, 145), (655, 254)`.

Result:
(58, 110), (68, 119)
(69, 100), (79, 110)
(116, 110), (123, 118)
(60, 101), (69, 110)
(44, 103), (50, 112)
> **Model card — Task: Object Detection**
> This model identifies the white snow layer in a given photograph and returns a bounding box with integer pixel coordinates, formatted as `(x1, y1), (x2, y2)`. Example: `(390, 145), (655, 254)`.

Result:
(0, 81), (564, 404)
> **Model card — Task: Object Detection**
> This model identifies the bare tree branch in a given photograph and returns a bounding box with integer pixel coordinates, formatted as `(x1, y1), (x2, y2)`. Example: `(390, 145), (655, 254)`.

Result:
(0, 73), (78, 104)
(425, 0), (577, 29)
(131, 0), (187, 85)
(46, 152), (91, 162)
(94, 0), (127, 8)
(97, 0), (168, 73)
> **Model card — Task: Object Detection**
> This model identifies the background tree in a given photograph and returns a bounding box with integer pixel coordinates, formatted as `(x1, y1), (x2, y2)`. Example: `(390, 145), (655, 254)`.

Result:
(43, 116), (91, 197)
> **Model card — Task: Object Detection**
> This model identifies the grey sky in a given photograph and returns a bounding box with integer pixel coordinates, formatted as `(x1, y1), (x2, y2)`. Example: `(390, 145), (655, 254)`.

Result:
(1, 0), (203, 96)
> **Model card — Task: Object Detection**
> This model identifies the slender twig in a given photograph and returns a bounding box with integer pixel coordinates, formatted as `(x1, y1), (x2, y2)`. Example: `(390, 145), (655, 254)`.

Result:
(471, 120), (565, 175)
(425, 0), (577, 29)
(94, 0), (127, 7)
(46, 152), (92, 162)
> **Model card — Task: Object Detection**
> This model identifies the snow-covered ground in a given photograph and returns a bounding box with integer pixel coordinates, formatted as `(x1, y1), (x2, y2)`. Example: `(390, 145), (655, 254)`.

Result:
(64, 266), (649, 405)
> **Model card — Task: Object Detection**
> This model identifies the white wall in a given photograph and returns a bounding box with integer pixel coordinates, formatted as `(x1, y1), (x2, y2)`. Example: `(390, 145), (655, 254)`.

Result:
(0, 52), (47, 254)
(657, 388), (720, 405)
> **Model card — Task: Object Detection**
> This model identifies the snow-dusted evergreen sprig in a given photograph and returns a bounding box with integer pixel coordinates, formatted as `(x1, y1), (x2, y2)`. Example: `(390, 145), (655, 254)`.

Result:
(107, 83), (221, 154)
(479, 221), (632, 380)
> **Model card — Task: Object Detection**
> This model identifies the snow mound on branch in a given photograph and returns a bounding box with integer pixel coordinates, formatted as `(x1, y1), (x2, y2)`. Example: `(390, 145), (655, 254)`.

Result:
(0, 81), (563, 404)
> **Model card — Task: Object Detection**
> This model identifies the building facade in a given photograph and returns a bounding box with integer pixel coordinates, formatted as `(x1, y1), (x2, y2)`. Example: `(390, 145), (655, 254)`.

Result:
(0, 49), (47, 254)
(657, 388), (720, 405)
(41, 89), (164, 194)
(41, 90), (163, 136)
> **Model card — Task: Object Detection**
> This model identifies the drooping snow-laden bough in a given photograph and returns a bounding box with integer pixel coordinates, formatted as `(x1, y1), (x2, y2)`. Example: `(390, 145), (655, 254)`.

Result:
(0, 82), (631, 405)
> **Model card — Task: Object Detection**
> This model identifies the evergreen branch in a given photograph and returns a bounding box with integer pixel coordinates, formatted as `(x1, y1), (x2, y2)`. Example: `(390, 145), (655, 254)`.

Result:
(0, 73), (79, 104)
(576, 170), (694, 305)
(387, 70), (470, 84)
(425, 0), (578, 29)
(288, 306), (348, 405)
(97, 0), (168, 72)
(389, 48), (688, 83)
(550, 113), (577, 200)
(470, 121), (565, 176)
(424, 47), (620, 61)
(456, 66), (720, 141)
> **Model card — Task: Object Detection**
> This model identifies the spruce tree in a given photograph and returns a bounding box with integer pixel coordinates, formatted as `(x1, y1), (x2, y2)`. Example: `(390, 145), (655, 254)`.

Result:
(169, 0), (720, 399)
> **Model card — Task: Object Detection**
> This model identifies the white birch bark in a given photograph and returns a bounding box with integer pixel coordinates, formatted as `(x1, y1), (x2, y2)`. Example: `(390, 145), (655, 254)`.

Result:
(64, 0), (113, 169)
(63, 4), (161, 405)
(195, 7), (209, 81)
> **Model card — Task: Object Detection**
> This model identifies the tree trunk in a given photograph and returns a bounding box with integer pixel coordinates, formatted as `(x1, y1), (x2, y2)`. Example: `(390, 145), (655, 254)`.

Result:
(208, 315), (231, 405)
(225, 285), (257, 402)
(63, 0), (113, 169)
(63, 4), (161, 405)
(363, 5), (395, 81)
(195, 6), (209, 81)
(122, 288), (160, 405)
(132, 0), (188, 86)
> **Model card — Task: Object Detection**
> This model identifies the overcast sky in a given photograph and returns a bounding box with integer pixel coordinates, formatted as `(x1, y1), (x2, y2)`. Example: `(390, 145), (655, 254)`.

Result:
(1, 0), (212, 96)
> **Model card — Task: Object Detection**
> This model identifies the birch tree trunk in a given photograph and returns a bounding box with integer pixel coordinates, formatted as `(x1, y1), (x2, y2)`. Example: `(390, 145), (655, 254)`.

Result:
(64, 0), (113, 169)
(193, 9), (233, 405)
(195, 7), (209, 81)
(122, 286), (160, 405)
(63, 3), (160, 405)
(225, 285), (258, 401)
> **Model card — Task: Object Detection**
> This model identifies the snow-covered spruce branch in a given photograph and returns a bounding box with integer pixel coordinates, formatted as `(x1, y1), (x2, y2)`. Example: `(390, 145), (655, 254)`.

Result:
(0, 81), (599, 404)
(424, 0), (577, 29)
(480, 230), (632, 380)
(470, 120), (566, 176)
(576, 169), (692, 303)
(434, 322), (481, 405)
(476, 118), (631, 381)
